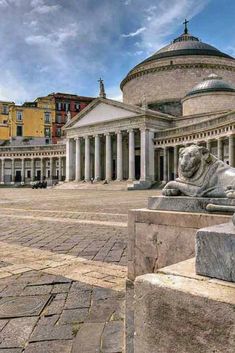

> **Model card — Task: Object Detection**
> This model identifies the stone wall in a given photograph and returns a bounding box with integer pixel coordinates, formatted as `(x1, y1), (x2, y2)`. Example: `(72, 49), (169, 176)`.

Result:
(182, 92), (235, 116)
(121, 55), (235, 106)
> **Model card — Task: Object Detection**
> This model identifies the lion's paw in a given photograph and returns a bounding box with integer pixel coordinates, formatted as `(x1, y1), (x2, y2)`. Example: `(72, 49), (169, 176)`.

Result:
(162, 188), (180, 196)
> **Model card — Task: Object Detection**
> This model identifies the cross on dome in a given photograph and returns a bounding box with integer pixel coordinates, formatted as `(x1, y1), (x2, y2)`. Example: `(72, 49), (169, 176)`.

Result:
(183, 19), (189, 34)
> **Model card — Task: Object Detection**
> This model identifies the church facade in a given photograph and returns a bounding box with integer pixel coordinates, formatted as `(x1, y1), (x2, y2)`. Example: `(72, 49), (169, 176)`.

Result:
(1, 22), (235, 188)
(64, 23), (235, 189)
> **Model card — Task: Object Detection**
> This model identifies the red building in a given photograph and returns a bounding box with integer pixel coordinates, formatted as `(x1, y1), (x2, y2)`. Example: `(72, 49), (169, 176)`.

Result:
(47, 93), (94, 144)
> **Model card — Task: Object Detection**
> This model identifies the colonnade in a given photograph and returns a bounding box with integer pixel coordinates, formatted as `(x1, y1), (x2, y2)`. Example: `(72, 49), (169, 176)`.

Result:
(0, 156), (65, 184)
(66, 128), (155, 183)
(156, 135), (235, 183)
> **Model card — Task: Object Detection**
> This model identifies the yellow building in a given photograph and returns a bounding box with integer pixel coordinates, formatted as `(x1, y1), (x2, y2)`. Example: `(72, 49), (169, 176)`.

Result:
(0, 101), (14, 141)
(8, 96), (55, 144)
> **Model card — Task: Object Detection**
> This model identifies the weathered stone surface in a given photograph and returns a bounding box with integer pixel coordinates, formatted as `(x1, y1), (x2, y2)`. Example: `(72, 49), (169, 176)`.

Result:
(125, 279), (134, 353)
(29, 324), (73, 342)
(0, 295), (51, 319)
(134, 261), (235, 353)
(196, 222), (235, 282)
(24, 340), (72, 353)
(71, 322), (105, 353)
(128, 208), (230, 281)
(101, 321), (123, 353)
(148, 196), (235, 213)
(0, 317), (38, 348)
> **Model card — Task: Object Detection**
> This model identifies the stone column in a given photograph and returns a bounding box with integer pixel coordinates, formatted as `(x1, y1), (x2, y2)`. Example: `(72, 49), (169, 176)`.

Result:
(217, 138), (223, 161)
(66, 138), (75, 182)
(58, 157), (62, 182)
(31, 159), (35, 182)
(128, 129), (135, 181)
(1, 159), (4, 184)
(206, 140), (212, 152)
(163, 146), (168, 183)
(173, 145), (178, 179)
(140, 128), (149, 181)
(94, 135), (101, 181)
(229, 135), (235, 167)
(21, 159), (25, 183)
(116, 131), (123, 181)
(50, 157), (53, 181)
(105, 133), (112, 181)
(11, 159), (15, 183)
(75, 137), (81, 182)
(84, 136), (90, 181)
(40, 158), (44, 182)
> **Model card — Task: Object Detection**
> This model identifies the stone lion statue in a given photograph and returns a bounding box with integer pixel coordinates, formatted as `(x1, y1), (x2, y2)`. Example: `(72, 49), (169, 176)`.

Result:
(162, 144), (235, 198)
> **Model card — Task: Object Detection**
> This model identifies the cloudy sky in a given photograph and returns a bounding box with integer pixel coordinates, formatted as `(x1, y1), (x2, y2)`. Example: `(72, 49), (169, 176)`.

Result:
(0, 0), (234, 103)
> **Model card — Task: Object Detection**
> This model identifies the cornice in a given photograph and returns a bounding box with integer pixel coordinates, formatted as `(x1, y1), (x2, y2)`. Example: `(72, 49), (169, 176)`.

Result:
(120, 62), (235, 89)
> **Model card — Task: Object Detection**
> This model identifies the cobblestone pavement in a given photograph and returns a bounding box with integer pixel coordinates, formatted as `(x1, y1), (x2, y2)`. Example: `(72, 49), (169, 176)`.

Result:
(0, 188), (159, 353)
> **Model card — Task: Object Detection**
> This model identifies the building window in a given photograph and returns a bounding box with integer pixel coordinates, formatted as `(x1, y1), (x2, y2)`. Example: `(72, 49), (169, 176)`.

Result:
(45, 138), (50, 144)
(44, 112), (51, 124)
(44, 128), (51, 137)
(56, 115), (62, 124)
(16, 111), (23, 121)
(56, 102), (62, 111)
(56, 128), (61, 137)
(27, 170), (31, 178)
(2, 105), (9, 114)
(17, 125), (23, 136)
(75, 103), (80, 111)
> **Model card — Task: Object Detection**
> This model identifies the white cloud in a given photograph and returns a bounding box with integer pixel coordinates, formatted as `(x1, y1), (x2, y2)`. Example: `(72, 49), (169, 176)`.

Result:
(0, 0), (8, 7)
(122, 27), (146, 38)
(32, 4), (60, 14)
(138, 0), (210, 54)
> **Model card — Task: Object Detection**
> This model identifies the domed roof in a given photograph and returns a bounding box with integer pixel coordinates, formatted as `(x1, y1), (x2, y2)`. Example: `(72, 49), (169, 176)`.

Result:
(139, 33), (233, 66)
(186, 74), (235, 96)
(132, 20), (234, 71)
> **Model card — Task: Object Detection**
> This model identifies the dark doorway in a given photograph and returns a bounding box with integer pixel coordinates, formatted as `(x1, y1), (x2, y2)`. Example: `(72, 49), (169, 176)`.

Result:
(36, 170), (41, 181)
(15, 171), (21, 182)
(160, 156), (164, 181)
(135, 156), (140, 180)
(112, 159), (116, 180)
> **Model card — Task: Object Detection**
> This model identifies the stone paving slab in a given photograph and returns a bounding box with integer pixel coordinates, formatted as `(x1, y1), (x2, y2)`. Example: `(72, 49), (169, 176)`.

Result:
(0, 189), (158, 352)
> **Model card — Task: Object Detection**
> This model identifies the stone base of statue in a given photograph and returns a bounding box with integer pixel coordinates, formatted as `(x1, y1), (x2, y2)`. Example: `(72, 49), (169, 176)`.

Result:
(134, 259), (235, 353)
(125, 199), (231, 353)
(196, 222), (235, 282)
(148, 196), (235, 213)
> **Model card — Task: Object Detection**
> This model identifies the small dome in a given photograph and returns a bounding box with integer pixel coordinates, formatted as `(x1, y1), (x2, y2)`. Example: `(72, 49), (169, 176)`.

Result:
(186, 74), (235, 96)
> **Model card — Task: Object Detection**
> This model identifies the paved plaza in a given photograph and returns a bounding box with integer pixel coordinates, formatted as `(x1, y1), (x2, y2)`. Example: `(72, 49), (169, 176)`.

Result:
(0, 188), (158, 353)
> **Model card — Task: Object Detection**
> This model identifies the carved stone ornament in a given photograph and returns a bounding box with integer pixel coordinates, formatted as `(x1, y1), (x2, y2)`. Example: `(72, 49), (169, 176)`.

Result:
(162, 144), (235, 198)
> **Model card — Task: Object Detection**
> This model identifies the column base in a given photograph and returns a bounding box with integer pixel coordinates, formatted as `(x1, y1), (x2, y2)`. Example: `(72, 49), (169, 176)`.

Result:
(94, 177), (101, 182)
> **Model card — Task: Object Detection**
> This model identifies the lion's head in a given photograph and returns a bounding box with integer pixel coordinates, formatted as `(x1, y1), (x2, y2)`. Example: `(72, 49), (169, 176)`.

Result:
(178, 145), (211, 179)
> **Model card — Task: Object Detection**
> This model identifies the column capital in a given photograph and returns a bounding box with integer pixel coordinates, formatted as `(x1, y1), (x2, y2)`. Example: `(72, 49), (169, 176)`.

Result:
(104, 132), (110, 137)
(115, 130), (122, 135)
(74, 137), (81, 141)
(140, 127), (149, 132)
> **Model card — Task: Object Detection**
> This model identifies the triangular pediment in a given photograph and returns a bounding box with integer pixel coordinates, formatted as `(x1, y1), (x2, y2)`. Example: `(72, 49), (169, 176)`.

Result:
(71, 100), (140, 128)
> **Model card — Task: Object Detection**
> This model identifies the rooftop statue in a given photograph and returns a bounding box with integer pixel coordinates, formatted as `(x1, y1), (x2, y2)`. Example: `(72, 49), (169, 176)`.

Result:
(162, 144), (235, 198)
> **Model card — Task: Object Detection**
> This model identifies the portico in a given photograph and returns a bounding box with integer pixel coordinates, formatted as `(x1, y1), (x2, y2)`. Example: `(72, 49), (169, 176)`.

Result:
(64, 97), (172, 187)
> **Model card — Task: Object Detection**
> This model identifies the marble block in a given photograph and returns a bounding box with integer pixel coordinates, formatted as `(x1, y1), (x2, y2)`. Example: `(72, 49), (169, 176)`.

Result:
(148, 196), (235, 213)
(196, 222), (235, 282)
(134, 259), (235, 353)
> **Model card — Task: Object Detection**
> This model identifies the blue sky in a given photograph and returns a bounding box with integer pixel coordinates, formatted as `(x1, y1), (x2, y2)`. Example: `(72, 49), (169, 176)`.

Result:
(0, 0), (234, 103)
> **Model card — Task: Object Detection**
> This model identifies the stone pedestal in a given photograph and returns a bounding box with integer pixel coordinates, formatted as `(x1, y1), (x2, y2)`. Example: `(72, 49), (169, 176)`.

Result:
(196, 222), (235, 282)
(128, 208), (230, 281)
(126, 206), (230, 353)
(134, 259), (235, 353)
